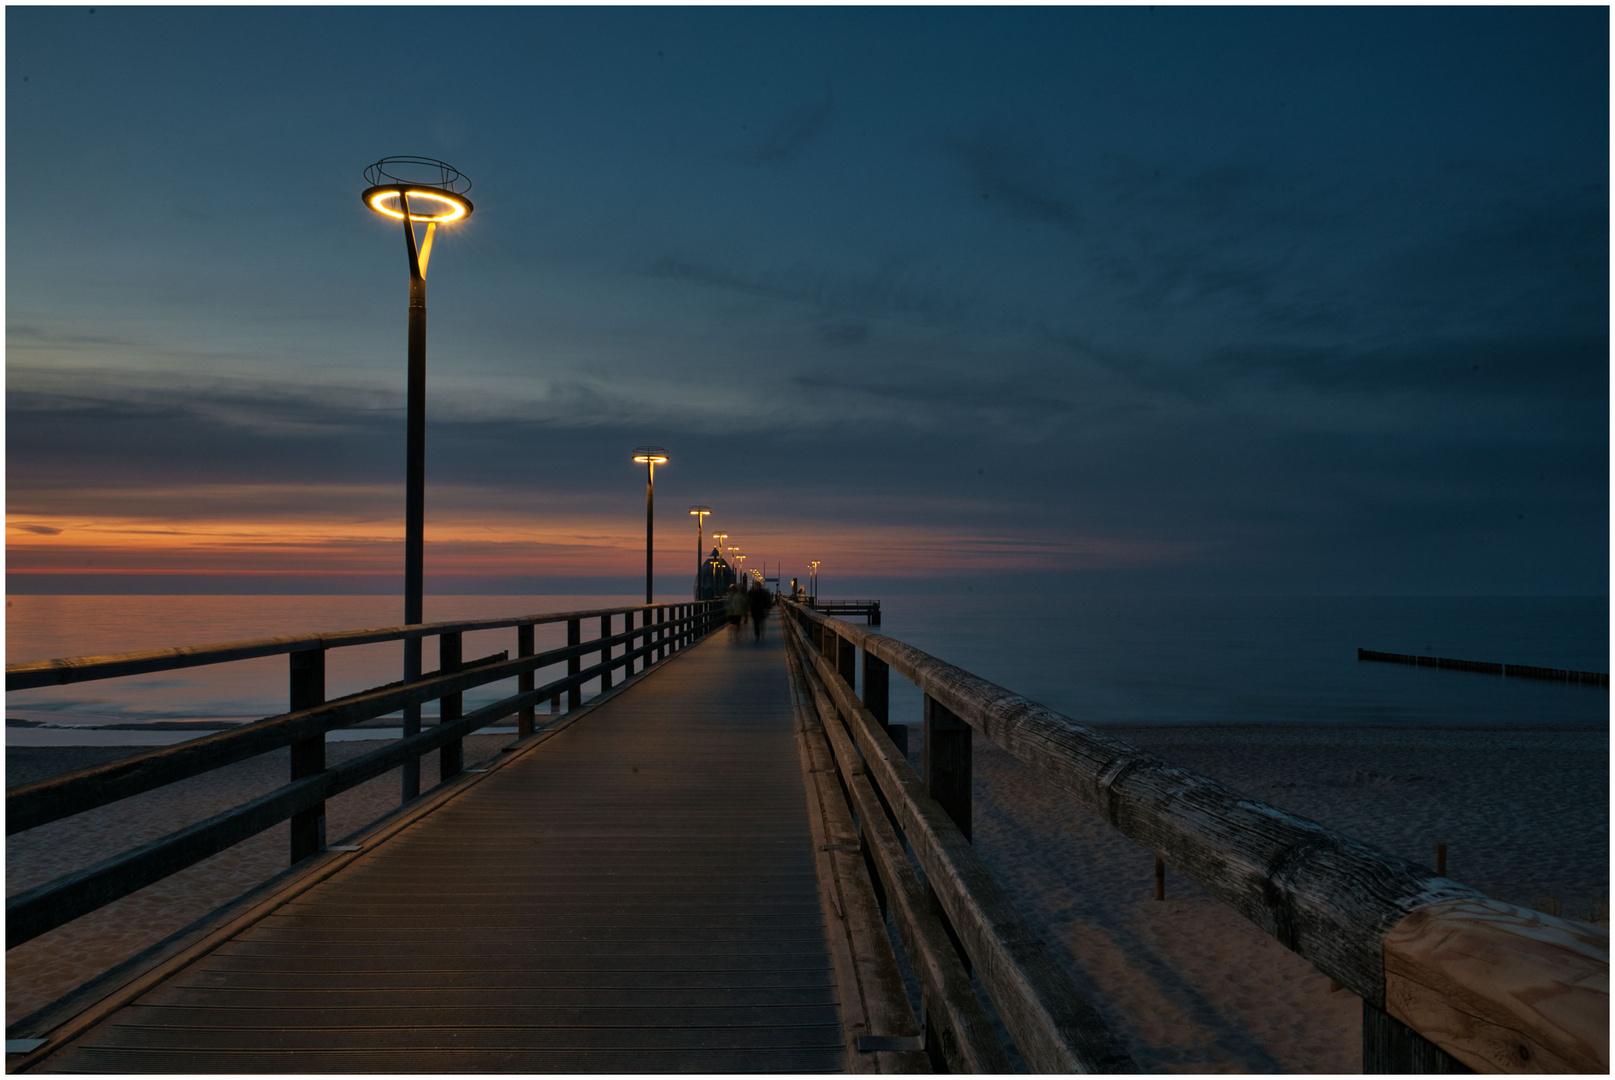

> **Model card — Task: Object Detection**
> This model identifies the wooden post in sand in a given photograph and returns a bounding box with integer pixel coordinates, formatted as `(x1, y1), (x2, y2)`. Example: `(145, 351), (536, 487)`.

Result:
(1437, 843), (1448, 876)
(288, 647), (326, 863)
(1154, 856), (1165, 901)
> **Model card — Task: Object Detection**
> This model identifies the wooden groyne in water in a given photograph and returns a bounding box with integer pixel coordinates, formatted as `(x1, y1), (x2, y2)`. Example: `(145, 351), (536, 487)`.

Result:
(1358, 648), (1609, 687)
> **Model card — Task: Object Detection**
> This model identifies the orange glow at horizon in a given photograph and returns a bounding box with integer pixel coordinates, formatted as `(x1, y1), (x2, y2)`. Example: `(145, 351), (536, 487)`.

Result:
(9, 520), (1207, 581)
(7, 486), (1211, 581)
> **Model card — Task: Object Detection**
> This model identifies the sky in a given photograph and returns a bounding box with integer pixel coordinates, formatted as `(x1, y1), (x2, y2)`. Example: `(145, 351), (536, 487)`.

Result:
(5, 5), (1609, 598)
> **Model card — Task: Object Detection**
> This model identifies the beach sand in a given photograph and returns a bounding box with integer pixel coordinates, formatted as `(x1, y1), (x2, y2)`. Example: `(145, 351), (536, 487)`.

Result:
(965, 723), (1609, 1073)
(7, 723), (1607, 1072)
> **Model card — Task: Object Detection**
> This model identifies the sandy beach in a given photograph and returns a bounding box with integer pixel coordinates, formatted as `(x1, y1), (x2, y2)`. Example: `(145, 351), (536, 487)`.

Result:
(967, 722), (1609, 1073)
(7, 722), (1607, 1072)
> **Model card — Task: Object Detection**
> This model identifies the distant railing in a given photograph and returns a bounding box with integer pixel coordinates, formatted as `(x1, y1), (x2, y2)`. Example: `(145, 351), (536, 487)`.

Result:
(6, 600), (725, 950)
(783, 602), (1608, 1075)
(808, 598), (881, 624)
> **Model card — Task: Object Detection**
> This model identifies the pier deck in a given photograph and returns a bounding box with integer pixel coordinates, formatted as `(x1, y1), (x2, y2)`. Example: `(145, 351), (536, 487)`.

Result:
(32, 627), (845, 1073)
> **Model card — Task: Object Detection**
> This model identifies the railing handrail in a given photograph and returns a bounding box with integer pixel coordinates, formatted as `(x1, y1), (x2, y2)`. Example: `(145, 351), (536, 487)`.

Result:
(7, 600), (726, 951)
(6, 601), (691, 690)
(786, 601), (1609, 1075)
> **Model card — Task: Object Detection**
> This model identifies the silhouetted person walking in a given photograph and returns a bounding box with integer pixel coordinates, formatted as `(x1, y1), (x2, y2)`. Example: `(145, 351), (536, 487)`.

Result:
(748, 581), (770, 641)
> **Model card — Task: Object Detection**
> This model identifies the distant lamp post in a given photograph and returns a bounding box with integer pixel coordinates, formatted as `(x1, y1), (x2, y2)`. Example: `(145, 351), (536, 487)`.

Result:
(689, 506), (711, 580)
(809, 560), (821, 603)
(361, 155), (474, 802)
(633, 446), (669, 603)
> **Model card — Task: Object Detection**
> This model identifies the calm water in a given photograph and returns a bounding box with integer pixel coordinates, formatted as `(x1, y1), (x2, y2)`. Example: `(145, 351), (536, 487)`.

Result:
(5, 593), (1608, 745)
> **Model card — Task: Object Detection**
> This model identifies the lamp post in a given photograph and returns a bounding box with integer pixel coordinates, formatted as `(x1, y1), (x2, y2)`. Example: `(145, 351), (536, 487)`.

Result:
(361, 156), (473, 802)
(689, 506), (711, 594)
(809, 560), (821, 604)
(632, 447), (668, 603)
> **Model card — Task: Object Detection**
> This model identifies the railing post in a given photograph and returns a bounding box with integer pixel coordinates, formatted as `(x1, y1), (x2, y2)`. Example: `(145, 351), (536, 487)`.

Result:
(656, 606), (666, 662)
(288, 647), (325, 863)
(1362, 1001), (1471, 1073)
(517, 622), (535, 738)
(924, 694), (972, 841)
(439, 631), (463, 781)
(567, 618), (582, 709)
(599, 614), (613, 690)
(623, 610), (635, 676)
(402, 634), (421, 801)
(864, 650), (904, 754)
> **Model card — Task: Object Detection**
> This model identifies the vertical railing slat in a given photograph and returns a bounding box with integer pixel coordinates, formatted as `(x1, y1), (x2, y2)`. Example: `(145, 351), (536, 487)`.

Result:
(439, 631), (463, 780)
(517, 623), (534, 738)
(566, 618), (582, 709)
(288, 647), (326, 863)
(924, 694), (972, 842)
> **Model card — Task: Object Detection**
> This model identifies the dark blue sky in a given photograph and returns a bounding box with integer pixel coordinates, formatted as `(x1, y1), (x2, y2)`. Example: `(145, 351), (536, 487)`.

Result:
(7, 6), (1608, 595)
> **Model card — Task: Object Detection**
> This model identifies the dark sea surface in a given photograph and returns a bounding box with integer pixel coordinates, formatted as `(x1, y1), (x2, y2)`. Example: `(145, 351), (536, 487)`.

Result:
(5, 593), (1608, 745)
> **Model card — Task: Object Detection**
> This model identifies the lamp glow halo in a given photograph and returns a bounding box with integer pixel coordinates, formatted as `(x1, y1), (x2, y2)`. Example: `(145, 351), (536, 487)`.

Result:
(362, 186), (474, 223)
(633, 445), (669, 465)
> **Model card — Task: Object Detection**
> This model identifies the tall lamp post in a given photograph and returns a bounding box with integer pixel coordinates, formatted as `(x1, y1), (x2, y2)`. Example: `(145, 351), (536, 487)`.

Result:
(809, 560), (821, 604)
(689, 506), (711, 595)
(362, 156), (473, 801)
(633, 447), (668, 603)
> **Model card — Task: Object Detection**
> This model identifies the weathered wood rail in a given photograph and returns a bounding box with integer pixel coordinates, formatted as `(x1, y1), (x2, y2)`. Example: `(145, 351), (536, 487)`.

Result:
(786, 602), (1609, 1075)
(1358, 648), (1609, 687)
(6, 601), (724, 951)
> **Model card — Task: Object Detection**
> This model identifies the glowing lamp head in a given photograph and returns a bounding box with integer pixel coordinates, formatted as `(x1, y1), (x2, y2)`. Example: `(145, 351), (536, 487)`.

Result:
(363, 187), (473, 223)
(690, 505), (711, 517)
(361, 156), (474, 223)
(632, 445), (669, 465)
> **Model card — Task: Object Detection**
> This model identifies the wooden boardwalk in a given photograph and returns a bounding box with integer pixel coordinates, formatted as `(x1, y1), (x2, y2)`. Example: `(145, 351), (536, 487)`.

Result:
(35, 626), (845, 1073)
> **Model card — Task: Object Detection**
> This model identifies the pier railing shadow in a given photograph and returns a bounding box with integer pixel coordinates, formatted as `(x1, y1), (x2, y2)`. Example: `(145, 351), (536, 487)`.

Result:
(782, 601), (1608, 1075)
(6, 600), (724, 951)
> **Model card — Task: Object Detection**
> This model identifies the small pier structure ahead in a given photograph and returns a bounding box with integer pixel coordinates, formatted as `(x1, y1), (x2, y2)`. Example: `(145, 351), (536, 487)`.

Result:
(6, 599), (1607, 1074)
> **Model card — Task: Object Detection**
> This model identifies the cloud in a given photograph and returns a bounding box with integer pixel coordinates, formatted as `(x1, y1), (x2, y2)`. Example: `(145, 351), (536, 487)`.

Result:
(945, 126), (1082, 228)
(751, 91), (834, 164)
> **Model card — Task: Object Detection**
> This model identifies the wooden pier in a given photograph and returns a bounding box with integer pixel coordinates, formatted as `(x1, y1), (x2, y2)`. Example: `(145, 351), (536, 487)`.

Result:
(6, 600), (1607, 1074)
(19, 631), (845, 1073)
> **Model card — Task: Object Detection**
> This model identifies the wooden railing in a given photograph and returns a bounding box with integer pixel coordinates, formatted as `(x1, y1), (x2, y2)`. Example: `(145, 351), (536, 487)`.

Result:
(6, 600), (725, 951)
(783, 602), (1609, 1075)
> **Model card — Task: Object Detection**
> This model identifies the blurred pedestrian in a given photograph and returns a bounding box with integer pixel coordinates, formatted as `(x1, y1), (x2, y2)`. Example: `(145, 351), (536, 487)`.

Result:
(748, 580), (770, 640)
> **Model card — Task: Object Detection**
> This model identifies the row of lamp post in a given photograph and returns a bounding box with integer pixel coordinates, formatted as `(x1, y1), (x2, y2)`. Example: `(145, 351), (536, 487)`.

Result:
(365, 158), (790, 806)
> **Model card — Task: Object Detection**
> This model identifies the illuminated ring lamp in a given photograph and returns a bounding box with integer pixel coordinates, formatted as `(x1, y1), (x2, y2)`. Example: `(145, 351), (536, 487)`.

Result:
(360, 155), (473, 802)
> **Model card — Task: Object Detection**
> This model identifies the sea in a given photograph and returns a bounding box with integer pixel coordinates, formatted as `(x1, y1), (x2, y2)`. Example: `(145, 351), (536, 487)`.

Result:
(5, 593), (1608, 747)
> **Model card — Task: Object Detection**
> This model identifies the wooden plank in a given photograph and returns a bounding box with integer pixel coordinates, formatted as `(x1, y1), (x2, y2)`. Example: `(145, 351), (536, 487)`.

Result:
(787, 612), (1136, 1073)
(783, 624), (928, 1075)
(793, 605), (1482, 1006)
(28, 630), (846, 1075)
(1364, 1000), (1473, 1073)
(56, 1046), (844, 1073)
(1383, 897), (1608, 1074)
(790, 630), (1013, 1073)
